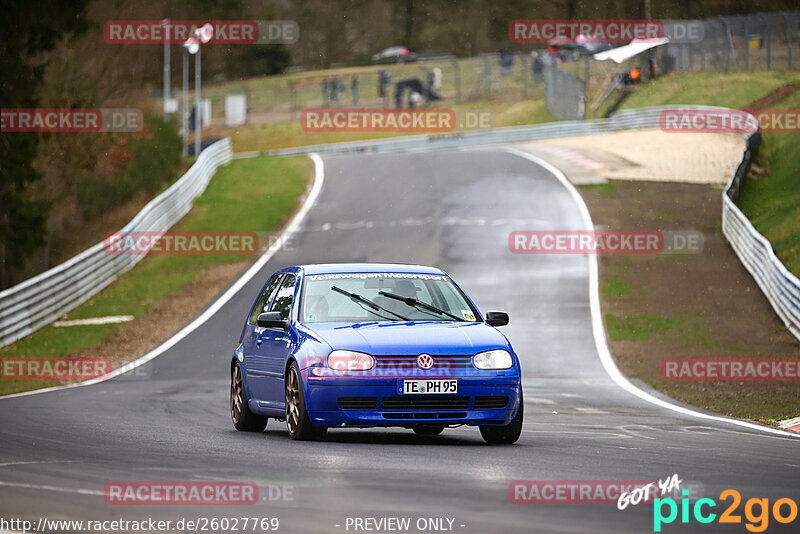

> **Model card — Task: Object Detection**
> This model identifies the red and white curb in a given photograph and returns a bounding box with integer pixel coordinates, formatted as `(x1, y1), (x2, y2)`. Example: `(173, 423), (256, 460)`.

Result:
(778, 417), (800, 433)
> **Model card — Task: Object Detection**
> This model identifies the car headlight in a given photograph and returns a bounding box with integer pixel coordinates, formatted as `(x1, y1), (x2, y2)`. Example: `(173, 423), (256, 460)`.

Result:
(473, 349), (513, 370)
(327, 350), (375, 371)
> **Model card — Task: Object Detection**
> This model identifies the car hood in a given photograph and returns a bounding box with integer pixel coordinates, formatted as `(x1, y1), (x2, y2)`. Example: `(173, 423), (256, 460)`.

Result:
(301, 321), (511, 355)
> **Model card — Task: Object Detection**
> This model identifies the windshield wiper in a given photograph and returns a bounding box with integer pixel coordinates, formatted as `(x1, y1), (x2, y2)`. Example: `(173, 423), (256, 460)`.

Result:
(378, 291), (463, 321)
(331, 286), (410, 321)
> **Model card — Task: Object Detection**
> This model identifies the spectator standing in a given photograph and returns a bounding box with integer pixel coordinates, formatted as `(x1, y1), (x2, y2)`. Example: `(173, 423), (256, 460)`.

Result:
(351, 75), (359, 105)
(532, 52), (543, 83)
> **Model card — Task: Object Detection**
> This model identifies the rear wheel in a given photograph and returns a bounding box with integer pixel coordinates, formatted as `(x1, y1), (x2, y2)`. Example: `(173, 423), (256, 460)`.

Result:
(413, 425), (444, 436)
(479, 391), (523, 444)
(231, 363), (268, 432)
(285, 362), (326, 441)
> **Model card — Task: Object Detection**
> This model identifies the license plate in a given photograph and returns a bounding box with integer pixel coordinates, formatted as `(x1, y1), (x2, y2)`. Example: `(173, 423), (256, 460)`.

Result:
(398, 379), (458, 395)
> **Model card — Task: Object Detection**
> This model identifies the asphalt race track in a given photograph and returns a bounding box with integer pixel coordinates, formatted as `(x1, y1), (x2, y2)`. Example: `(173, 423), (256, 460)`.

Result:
(1, 148), (798, 533)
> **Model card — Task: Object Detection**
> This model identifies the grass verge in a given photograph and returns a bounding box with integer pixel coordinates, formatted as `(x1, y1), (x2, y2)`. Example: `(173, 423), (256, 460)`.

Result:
(587, 70), (800, 425)
(583, 179), (800, 425)
(0, 155), (311, 396)
(622, 70), (800, 276)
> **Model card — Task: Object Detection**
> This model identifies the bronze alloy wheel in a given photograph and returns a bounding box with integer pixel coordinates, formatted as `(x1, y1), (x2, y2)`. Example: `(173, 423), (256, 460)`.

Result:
(231, 364), (244, 425)
(284, 362), (326, 440)
(285, 365), (301, 434)
(230, 363), (268, 432)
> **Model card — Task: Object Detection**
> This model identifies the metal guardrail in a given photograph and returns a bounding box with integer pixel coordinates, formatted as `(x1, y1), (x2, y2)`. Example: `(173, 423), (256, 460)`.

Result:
(239, 105), (800, 342)
(722, 131), (800, 340)
(0, 138), (233, 348)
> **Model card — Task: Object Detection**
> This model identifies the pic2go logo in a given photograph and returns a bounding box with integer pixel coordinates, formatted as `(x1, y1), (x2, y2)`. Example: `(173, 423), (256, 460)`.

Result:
(653, 489), (798, 532)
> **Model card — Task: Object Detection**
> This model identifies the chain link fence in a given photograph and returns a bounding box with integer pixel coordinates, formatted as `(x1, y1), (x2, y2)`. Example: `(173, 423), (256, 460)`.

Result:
(660, 11), (799, 72)
(545, 64), (586, 121)
(198, 53), (545, 128)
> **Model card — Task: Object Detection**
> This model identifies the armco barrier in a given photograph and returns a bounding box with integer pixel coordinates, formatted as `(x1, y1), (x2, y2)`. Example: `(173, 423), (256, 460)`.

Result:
(0, 138), (233, 348)
(239, 105), (800, 341)
(722, 131), (800, 340)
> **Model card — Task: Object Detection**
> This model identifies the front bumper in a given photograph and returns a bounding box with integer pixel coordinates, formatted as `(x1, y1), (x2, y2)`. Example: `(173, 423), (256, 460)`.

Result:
(304, 372), (521, 428)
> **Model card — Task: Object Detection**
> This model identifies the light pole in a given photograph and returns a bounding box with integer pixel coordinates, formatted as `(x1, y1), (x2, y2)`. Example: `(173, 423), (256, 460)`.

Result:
(181, 41), (190, 157)
(194, 41), (202, 158)
(162, 19), (170, 121)
(182, 24), (212, 158)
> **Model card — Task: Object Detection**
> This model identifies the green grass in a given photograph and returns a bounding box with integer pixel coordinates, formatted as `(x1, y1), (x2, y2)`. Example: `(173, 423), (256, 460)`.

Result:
(0, 156), (311, 395)
(230, 98), (551, 152)
(601, 278), (632, 299)
(622, 70), (800, 276)
(605, 313), (680, 341)
(621, 71), (800, 110)
(581, 182), (617, 194)
(605, 311), (744, 351)
(736, 89), (800, 275)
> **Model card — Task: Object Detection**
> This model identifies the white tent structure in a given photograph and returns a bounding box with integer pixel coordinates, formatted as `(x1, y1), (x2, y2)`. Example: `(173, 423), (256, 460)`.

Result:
(593, 38), (670, 63)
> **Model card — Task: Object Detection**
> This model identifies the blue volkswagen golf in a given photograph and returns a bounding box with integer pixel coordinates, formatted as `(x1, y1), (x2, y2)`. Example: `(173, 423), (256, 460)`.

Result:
(230, 263), (523, 444)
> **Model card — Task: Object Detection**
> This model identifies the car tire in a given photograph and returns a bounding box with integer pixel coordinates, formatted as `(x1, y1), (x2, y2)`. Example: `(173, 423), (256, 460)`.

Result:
(413, 425), (444, 436)
(285, 362), (326, 441)
(479, 391), (523, 444)
(231, 363), (268, 432)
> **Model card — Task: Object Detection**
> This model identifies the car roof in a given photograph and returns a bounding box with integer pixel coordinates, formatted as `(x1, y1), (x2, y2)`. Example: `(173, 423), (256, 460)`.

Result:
(299, 263), (445, 276)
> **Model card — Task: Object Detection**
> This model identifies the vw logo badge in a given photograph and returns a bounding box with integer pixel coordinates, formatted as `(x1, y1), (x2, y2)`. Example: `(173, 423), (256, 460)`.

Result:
(417, 354), (434, 369)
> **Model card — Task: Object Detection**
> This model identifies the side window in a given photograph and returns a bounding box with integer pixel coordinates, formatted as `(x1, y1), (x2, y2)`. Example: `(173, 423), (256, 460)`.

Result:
(270, 274), (297, 321)
(249, 274), (283, 325)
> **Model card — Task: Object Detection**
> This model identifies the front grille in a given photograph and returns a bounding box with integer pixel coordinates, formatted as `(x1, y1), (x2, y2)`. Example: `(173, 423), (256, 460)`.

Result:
(373, 355), (474, 369)
(382, 396), (469, 411)
(382, 412), (468, 420)
(337, 397), (377, 410)
(473, 395), (509, 409)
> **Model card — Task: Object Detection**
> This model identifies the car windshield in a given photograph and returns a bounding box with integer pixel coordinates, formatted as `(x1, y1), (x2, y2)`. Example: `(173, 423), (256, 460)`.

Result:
(300, 272), (479, 324)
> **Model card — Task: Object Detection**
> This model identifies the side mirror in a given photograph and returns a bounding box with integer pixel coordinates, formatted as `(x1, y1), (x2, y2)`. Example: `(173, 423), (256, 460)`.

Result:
(257, 311), (288, 329)
(485, 311), (509, 327)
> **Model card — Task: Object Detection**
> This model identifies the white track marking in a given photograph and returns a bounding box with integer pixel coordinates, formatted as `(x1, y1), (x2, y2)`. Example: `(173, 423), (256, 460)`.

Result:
(53, 316), (134, 327)
(500, 146), (798, 439)
(0, 480), (103, 496)
(0, 460), (75, 468)
(0, 154), (325, 401)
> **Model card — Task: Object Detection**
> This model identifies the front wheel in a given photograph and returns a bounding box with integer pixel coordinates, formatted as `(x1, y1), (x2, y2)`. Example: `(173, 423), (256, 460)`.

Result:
(231, 363), (268, 432)
(479, 391), (523, 444)
(285, 362), (326, 441)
